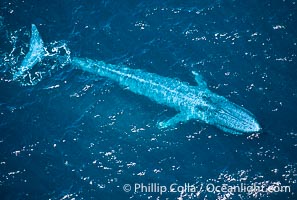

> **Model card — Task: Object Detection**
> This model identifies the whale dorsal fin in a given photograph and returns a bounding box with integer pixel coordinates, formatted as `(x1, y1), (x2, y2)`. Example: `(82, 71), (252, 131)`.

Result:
(192, 71), (207, 88)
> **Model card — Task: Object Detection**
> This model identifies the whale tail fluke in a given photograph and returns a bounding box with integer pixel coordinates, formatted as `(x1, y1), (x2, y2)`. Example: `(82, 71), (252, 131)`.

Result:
(13, 24), (45, 80)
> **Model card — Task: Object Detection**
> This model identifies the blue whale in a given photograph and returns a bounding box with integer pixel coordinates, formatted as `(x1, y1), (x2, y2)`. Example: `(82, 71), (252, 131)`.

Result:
(14, 24), (261, 135)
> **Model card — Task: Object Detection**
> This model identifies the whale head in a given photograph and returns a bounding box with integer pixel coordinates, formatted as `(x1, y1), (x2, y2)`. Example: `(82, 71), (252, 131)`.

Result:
(197, 94), (261, 135)
(212, 98), (261, 134)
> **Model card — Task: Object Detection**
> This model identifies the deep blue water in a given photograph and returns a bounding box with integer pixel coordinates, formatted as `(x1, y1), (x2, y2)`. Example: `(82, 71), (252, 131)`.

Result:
(0, 0), (297, 199)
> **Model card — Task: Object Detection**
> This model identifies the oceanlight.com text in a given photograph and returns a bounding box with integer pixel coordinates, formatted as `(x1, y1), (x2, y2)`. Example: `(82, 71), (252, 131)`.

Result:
(122, 182), (291, 195)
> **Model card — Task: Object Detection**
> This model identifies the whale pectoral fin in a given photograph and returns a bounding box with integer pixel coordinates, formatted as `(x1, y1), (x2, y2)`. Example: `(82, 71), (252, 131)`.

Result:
(192, 71), (207, 88)
(157, 113), (189, 129)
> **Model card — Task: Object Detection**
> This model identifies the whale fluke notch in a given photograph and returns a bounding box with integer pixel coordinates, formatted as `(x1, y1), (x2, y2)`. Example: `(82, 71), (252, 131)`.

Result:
(13, 24), (45, 80)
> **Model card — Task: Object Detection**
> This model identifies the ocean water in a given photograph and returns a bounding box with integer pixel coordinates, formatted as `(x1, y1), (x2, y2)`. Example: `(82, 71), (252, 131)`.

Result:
(0, 0), (297, 199)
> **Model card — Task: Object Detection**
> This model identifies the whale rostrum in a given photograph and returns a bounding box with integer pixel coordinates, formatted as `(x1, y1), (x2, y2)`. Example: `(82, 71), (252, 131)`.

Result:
(14, 24), (261, 135)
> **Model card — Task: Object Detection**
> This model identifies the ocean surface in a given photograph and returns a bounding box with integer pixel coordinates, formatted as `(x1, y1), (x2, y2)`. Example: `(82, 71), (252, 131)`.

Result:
(0, 0), (297, 199)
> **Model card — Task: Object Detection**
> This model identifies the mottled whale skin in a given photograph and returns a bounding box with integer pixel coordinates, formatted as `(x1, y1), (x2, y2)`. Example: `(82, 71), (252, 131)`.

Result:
(14, 24), (261, 135)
